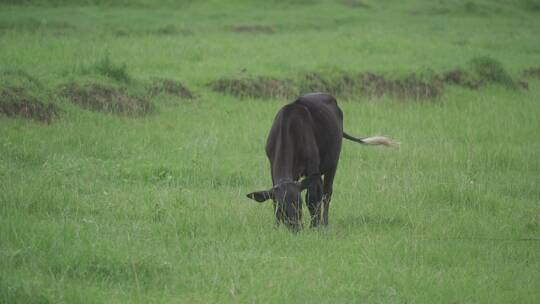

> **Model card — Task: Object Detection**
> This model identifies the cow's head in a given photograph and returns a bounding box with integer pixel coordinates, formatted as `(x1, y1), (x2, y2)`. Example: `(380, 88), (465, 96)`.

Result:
(246, 177), (320, 230)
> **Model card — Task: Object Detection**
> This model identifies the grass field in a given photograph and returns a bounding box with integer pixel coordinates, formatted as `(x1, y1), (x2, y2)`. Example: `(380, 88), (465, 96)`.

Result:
(1, 0), (540, 303)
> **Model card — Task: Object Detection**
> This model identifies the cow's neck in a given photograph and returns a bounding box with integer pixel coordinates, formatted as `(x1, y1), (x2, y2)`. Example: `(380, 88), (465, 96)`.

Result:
(271, 148), (296, 185)
(270, 125), (300, 185)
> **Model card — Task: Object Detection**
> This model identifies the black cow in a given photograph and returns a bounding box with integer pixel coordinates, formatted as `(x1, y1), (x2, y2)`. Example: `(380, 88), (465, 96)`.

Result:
(246, 93), (398, 230)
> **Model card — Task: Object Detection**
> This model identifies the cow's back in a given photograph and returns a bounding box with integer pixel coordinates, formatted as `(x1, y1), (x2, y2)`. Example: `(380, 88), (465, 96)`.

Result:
(295, 93), (343, 174)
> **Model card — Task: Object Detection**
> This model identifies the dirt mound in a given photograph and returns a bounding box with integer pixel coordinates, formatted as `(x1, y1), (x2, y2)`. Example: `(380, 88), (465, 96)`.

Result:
(440, 69), (481, 89)
(342, 0), (370, 8)
(148, 78), (195, 99)
(211, 59), (521, 101)
(469, 56), (516, 88)
(209, 76), (297, 99)
(382, 74), (443, 100)
(440, 57), (523, 90)
(60, 82), (153, 115)
(298, 72), (360, 97)
(523, 67), (540, 78)
(299, 71), (443, 100)
(154, 25), (179, 35)
(151, 25), (194, 36)
(298, 72), (357, 97)
(521, 0), (540, 12)
(0, 69), (59, 123)
(212, 67), (527, 101)
(0, 87), (59, 123)
(211, 72), (443, 101)
(231, 25), (276, 34)
(356, 73), (443, 100)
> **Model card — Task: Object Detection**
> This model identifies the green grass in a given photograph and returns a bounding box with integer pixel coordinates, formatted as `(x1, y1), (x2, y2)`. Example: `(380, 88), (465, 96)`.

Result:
(1, 0), (540, 303)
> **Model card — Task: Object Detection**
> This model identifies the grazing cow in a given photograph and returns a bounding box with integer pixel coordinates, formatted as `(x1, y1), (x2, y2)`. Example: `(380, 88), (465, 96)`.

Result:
(246, 93), (398, 230)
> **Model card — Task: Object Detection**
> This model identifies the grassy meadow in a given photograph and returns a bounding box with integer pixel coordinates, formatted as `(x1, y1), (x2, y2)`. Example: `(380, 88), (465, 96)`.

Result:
(1, 0), (540, 303)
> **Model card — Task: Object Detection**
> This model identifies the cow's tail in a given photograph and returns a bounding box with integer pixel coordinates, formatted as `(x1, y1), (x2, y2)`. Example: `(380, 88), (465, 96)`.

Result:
(343, 132), (400, 147)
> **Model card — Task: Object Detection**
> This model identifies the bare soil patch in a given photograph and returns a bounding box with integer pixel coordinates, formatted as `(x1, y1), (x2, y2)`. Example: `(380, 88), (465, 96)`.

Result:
(148, 78), (195, 99)
(59, 82), (153, 116)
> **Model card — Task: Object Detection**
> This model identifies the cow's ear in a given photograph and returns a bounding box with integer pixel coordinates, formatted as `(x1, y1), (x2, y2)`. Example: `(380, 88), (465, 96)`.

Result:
(246, 189), (273, 202)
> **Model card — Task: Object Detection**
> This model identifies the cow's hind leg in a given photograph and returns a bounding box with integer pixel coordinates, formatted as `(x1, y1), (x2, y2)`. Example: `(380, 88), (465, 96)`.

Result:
(322, 170), (336, 226)
(306, 177), (323, 228)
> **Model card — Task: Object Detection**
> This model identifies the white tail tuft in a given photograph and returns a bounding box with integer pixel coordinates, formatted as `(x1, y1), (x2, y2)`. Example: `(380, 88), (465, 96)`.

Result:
(361, 136), (400, 148)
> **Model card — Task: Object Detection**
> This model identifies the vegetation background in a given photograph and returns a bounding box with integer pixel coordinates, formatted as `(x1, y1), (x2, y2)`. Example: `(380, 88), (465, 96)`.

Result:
(1, 0), (539, 303)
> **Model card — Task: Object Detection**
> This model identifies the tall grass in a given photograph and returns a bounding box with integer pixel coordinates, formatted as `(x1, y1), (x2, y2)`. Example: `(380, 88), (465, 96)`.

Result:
(1, 0), (539, 303)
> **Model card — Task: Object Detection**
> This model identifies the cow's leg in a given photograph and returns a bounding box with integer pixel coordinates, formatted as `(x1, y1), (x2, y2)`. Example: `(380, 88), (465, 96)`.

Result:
(322, 170), (336, 226)
(305, 177), (323, 228)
